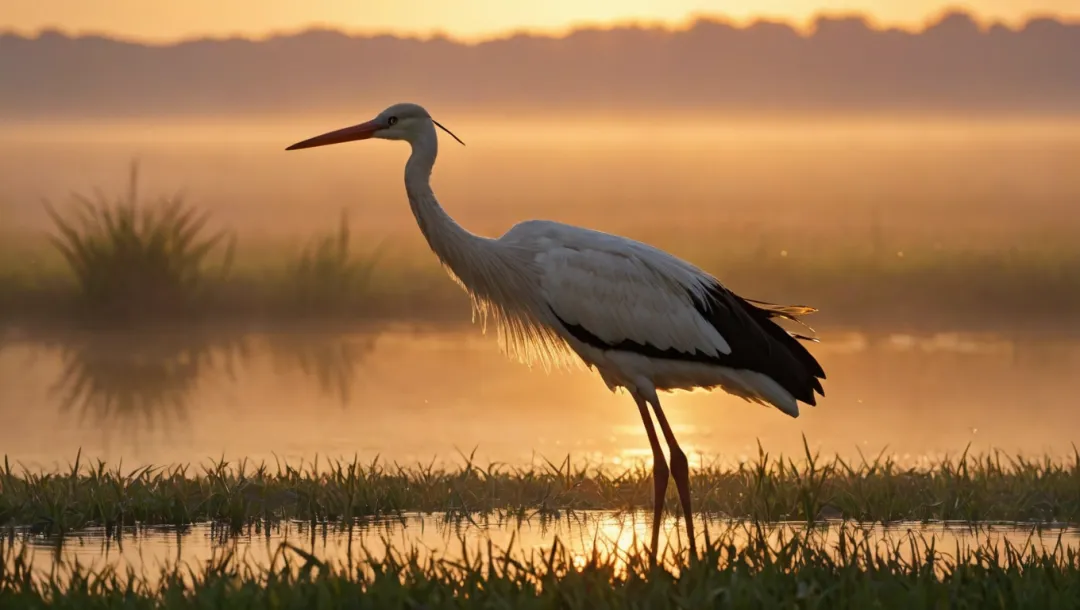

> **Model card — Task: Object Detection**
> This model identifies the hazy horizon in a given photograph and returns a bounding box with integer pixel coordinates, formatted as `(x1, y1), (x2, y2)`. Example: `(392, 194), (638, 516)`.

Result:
(4, 9), (1080, 119)
(4, 115), (1079, 237)
(5, 2), (1079, 43)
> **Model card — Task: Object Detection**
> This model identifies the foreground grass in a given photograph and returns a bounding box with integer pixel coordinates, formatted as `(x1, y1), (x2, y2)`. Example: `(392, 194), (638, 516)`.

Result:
(2, 520), (1078, 608)
(3, 446), (1079, 535)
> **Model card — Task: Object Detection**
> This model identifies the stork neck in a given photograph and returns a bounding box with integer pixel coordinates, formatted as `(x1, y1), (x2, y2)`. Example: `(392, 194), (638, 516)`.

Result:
(404, 125), (490, 282)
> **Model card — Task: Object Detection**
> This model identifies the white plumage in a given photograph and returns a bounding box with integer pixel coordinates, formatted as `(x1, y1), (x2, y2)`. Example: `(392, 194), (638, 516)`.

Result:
(286, 102), (827, 562)
(502, 220), (806, 413)
(522, 222), (733, 358)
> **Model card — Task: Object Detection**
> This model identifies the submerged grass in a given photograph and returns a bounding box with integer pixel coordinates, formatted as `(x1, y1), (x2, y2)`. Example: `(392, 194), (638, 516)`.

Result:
(3, 444), (1079, 536)
(2, 519), (1079, 608)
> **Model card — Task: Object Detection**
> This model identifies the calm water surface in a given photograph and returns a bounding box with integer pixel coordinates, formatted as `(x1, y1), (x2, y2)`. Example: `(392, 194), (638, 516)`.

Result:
(8, 513), (1079, 585)
(1, 325), (1078, 470)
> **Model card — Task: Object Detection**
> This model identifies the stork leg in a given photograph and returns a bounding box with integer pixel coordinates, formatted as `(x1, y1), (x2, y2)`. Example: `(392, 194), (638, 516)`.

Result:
(634, 394), (668, 566)
(648, 395), (697, 559)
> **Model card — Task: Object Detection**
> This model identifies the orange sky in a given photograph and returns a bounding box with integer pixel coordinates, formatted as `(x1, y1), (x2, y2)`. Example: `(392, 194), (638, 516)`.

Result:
(4, 0), (1078, 42)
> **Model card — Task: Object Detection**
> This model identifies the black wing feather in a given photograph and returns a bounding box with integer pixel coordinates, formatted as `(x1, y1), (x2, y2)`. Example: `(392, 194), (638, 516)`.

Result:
(552, 281), (826, 406)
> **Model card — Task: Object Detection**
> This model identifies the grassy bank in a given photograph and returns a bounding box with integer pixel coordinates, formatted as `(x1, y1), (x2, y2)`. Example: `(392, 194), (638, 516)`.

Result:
(8, 239), (1080, 333)
(3, 446), (1079, 535)
(2, 166), (1080, 334)
(2, 520), (1078, 608)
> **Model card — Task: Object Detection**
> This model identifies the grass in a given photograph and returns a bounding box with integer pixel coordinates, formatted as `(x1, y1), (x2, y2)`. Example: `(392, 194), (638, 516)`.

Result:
(2, 445), (1079, 536)
(3, 165), (388, 328)
(281, 209), (386, 317)
(1, 519), (1079, 608)
(3, 163), (1080, 332)
(4, 232), (1080, 334)
(40, 163), (236, 324)
(3, 166), (1080, 333)
(7, 229), (1080, 334)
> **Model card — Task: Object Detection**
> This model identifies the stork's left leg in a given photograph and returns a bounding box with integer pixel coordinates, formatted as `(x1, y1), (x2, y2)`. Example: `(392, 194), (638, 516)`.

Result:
(633, 394), (669, 565)
(648, 395), (697, 559)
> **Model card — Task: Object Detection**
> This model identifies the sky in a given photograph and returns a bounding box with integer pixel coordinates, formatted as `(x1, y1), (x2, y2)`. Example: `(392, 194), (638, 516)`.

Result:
(4, 0), (1079, 42)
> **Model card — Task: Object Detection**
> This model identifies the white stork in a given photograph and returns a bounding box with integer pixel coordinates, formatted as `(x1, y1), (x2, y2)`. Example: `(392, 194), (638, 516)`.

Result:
(286, 102), (826, 562)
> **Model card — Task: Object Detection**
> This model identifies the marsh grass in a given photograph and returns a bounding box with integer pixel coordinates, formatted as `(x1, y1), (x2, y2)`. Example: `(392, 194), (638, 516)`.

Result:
(4, 163), (1080, 331)
(3, 444), (1079, 536)
(4, 225), (1080, 332)
(1, 519), (1078, 608)
(283, 209), (386, 317)
(40, 163), (236, 324)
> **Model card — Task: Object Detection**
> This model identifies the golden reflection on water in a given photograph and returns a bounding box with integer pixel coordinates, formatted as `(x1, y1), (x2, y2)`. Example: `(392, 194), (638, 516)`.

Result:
(8, 513), (1079, 586)
(1, 326), (1080, 471)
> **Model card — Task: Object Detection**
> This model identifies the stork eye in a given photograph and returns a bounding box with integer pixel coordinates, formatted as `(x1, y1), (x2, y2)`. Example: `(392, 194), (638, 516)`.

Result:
(387, 116), (398, 126)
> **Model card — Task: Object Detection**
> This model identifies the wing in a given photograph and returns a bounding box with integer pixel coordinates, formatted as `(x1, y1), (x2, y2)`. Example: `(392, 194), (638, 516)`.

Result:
(536, 242), (734, 360)
(523, 223), (825, 406)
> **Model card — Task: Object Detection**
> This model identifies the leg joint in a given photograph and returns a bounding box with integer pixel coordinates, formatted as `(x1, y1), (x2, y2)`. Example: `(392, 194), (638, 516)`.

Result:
(669, 447), (688, 475)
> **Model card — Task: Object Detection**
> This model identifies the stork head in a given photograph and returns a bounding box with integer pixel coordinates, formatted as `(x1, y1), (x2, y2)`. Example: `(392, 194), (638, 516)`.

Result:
(285, 102), (464, 151)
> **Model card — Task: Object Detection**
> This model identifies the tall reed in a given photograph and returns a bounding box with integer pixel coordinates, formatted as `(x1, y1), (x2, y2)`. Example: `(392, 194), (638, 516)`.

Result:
(285, 208), (385, 317)
(42, 163), (236, 323)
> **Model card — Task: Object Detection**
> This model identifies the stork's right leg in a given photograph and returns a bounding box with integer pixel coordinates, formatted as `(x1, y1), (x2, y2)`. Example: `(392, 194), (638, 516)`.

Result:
(635, 394), (668, 566)
(648, 395), (697, 560)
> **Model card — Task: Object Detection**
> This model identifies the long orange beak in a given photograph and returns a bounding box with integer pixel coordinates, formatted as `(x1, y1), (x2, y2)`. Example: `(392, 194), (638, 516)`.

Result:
(285, 119), (380, 151)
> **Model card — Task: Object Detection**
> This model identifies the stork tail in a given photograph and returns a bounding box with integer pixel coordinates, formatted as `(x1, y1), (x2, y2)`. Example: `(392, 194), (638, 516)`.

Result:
(743, 298), (820, 341)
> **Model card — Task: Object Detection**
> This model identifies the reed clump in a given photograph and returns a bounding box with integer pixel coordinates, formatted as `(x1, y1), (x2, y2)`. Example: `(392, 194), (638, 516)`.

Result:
(41, 164), (236, 324)
(6, 233), (1080, 331)
(283, 209), (385, 317)
(2, 444), (1078, 536)
(5, 164), (1080, 331)
(1, 520), (1078, 608)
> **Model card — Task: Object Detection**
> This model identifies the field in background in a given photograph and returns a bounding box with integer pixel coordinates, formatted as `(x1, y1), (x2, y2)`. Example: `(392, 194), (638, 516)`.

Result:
(2, 116), (1078, 335)
(2, 200), (1078, 334)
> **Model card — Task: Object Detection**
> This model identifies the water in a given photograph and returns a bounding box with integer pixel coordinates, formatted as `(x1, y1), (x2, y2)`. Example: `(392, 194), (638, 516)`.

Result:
(8, 513), (1079, 586)
(1, 326), (1078, 470)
